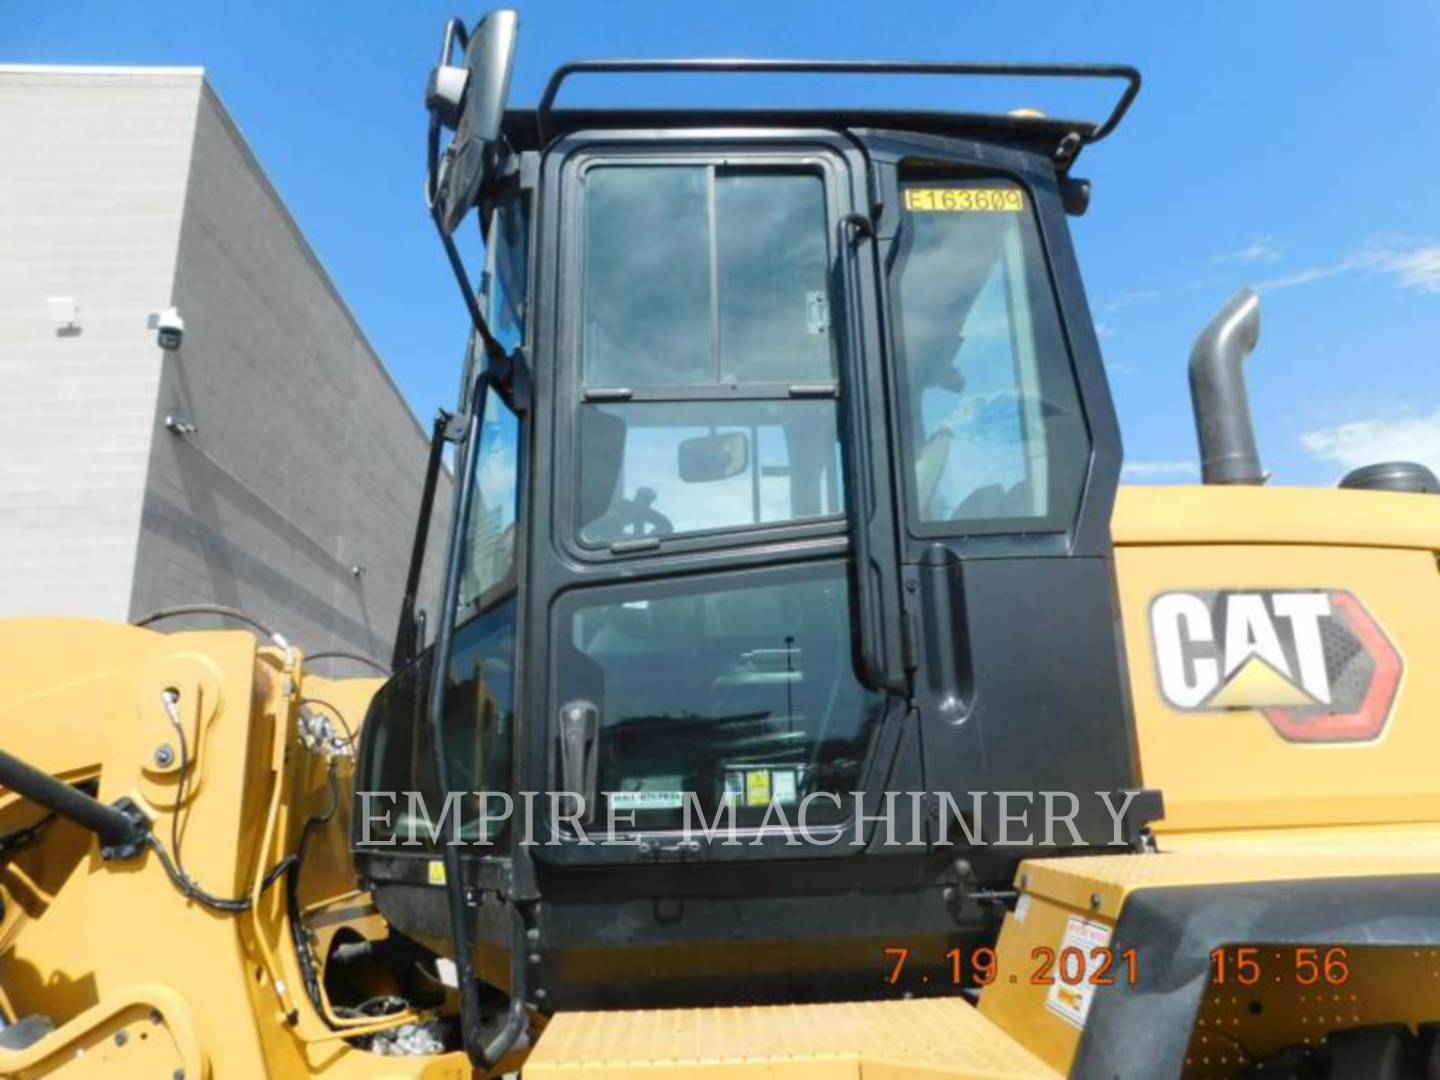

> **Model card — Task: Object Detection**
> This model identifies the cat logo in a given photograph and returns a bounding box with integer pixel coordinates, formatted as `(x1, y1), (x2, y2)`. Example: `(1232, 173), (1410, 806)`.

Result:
(1149, 590), (1401, 744)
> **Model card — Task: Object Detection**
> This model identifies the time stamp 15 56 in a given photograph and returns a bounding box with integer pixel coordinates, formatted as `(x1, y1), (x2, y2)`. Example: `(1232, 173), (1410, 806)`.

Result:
(883, 945), (1354, 988)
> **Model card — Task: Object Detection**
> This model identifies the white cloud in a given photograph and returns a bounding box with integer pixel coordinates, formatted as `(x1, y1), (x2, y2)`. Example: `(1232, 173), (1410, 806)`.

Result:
(1213, 236), (1280, 265)
(1094, 321), (1115, 340)
(1121, 460), (1200, 480)
(1102, 288), (1161, 315)
(1255, 257), (1362, 292)
(1301, 408), (1440, 474)
(1376, 243), (1440, 294)
(1255, 238), (1440, 295)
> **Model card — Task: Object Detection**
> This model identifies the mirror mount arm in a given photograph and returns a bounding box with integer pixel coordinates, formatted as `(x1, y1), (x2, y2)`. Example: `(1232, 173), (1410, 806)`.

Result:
(428, 200), (512, 376)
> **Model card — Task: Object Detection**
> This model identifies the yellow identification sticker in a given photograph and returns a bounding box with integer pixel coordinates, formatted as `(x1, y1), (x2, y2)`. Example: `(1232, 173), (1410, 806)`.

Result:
(427, 859), (447, 886)
(745, 770), (772, 808)
(904, 187), (1023, 213)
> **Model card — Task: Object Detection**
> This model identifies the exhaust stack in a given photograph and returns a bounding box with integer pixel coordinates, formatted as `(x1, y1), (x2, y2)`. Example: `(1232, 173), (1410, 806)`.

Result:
(1189, 287), (1264, 485)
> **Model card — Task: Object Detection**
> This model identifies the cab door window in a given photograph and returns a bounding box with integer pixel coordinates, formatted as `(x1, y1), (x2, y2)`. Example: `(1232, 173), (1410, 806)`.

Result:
(554, 563), (882, 831)
(577, 164), (842, 546)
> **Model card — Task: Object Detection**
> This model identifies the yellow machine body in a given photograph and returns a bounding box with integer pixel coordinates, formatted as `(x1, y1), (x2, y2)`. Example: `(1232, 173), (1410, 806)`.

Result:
(1112, 484), (1440, 834)
(2, 485), (1438, 1077)
(0, 620), (475, 1078)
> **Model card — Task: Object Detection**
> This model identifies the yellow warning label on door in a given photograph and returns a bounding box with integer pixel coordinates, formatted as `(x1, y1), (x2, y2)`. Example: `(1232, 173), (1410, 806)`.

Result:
(427, 859), (446, 886)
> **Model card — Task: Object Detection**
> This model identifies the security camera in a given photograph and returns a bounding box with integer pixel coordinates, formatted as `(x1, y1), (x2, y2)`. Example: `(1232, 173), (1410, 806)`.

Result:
(156, 307), (185, 351)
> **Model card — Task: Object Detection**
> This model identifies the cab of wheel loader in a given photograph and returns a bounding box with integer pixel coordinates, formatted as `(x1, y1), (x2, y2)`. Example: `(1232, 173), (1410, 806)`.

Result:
(353, 9), (1155, 1012)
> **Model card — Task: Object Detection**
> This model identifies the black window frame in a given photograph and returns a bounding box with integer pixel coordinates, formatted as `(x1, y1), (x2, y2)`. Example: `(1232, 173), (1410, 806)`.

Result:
(554, 146), (855, 565)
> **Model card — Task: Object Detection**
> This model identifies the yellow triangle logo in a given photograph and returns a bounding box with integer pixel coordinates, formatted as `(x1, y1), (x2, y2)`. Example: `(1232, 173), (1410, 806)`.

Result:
(1205, 655), (1318, 709)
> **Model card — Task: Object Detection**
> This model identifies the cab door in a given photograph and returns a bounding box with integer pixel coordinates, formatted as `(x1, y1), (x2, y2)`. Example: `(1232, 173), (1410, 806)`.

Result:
(523, 131), (915, 865)
(865, 133), (1139, 844)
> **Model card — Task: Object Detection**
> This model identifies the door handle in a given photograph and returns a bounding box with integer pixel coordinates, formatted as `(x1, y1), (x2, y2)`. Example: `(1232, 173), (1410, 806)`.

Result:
(558, 700), (599, 824)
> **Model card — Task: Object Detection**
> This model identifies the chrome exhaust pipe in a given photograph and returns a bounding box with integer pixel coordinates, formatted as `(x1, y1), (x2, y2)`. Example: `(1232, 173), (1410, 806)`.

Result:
(1189, 287), (1265, 485)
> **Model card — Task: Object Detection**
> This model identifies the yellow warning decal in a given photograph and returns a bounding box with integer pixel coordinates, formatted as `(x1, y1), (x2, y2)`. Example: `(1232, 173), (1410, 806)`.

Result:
(745, 770), (772, 808)
(427, 859), (446, 886)
(904, 187), (1023, 213)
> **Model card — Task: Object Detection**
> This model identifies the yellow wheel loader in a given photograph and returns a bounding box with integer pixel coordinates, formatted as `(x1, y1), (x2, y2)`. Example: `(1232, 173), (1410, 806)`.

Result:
(4, 10), (1440, 1078)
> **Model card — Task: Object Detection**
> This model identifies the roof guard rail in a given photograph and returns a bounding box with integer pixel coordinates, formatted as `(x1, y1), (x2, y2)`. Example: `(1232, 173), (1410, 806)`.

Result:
(536, 58), (1140, 147)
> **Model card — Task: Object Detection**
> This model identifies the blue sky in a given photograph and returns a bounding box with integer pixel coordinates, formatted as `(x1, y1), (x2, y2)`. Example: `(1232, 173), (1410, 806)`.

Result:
(8, 1), (1440, 485)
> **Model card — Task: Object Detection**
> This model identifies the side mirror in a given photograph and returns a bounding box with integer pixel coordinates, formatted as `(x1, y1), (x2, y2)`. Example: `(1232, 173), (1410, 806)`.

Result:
(678, 432), (749, 483)
(429, 9), (519, 233)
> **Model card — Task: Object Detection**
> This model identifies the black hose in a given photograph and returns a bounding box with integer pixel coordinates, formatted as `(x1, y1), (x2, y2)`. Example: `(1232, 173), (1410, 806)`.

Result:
(305, 651), (391, 676)
(287, 760), (341, 1017)
(145, 835), (252, 912)
(150, 695), (290, 913)
(0, 811), (56, 858)
(133, 604), (283, 642)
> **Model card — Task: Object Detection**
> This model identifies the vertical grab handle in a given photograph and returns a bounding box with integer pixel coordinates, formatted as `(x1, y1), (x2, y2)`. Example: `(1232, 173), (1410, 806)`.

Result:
(836, 213), (910, 695)
(558, 700), (600, 823)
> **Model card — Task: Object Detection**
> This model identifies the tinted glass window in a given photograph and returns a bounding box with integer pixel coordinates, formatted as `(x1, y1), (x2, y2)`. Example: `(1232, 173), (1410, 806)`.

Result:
(485, 194), (528, 354)
(584, 166), (711, 385)
(582, 166), (832, 387)
(458, 391), (520, 614)
(577, 399), (841, 545)
(715, 171), (831, 383)
(577, 163), (840, 549)
(891, 178), (1089, 531)
(361, 595), (517, 847)
(554, 564), (882, 831)
(365, 384), (523, 847)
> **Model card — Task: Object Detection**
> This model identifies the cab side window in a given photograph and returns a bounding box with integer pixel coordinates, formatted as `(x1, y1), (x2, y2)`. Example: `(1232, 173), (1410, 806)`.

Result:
(890, 177), (1090, 533)
(485, 193), (528, 354)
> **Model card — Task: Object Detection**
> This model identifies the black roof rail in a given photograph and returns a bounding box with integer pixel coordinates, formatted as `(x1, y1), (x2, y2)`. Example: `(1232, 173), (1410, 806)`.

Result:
(537, 58), (1140, 148)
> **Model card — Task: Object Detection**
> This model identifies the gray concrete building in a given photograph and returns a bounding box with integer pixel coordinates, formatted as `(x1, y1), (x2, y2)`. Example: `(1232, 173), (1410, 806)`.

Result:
(0, 66), (448, 665)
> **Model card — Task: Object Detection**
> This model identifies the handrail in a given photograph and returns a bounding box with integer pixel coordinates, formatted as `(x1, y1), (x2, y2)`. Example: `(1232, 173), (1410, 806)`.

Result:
(835, 212), (909, 695)
(537, 58), (1140, 146)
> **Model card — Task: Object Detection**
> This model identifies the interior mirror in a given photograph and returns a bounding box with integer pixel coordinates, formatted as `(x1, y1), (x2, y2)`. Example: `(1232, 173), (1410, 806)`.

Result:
(433, 8), (519, 233)
(678, 432), (749, 483)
